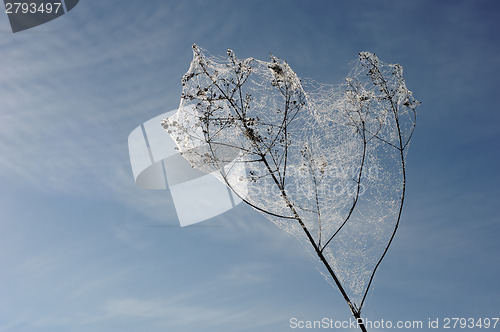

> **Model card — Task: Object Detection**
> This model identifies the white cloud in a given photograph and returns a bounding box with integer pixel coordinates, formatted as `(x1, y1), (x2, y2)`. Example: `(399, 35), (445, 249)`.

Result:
(0, 2), (185, 195)
(111, 221), (154, 250)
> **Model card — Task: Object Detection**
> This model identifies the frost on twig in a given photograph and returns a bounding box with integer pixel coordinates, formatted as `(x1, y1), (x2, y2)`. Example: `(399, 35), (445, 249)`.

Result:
(162, 45), (419, 321)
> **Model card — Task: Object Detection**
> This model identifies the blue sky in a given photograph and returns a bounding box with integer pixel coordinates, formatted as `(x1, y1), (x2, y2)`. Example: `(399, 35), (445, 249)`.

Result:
(0, 1), (499, 331)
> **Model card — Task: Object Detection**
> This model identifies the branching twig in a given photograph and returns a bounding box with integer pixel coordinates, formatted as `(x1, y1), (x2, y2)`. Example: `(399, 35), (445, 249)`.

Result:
(163, 46), (418, 332)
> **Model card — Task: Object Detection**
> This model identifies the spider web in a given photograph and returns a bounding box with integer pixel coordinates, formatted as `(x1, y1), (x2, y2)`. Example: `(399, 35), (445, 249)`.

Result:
(162, 45), (418, 308)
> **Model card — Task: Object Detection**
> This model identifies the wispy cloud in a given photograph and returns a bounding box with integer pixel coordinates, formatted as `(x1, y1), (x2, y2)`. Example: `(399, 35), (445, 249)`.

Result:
(111, 220), (155, 249)
(27, 262), (294, 331)
(0, 3), (185, 196)
(0, 4), (197, 238)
